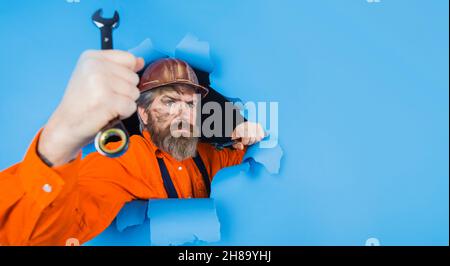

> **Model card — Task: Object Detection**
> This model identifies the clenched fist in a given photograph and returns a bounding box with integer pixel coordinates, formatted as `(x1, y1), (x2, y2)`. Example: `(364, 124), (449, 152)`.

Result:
(231, 121), (266, 150)
(38, 50), (145, 166)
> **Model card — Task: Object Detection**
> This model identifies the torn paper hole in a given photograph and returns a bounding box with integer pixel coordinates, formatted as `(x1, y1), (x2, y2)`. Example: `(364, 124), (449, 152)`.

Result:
(128, 38), (167, 65)
(147, 199), (221, 246)
(115, 200), (148, 232)
(242, 138), (283, 174)
(85, 199), (221, 246)
(175, 33), (214, 73)
(84, 36), (283, 246)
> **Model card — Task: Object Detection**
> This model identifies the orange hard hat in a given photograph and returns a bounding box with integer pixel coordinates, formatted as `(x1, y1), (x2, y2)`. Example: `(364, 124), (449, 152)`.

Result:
(138, 58), (209, 97)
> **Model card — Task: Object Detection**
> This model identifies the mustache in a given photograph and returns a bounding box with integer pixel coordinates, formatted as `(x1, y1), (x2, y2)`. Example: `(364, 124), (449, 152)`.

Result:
(145, 109), (198, 138)
(146, 115), (199, 161)
(169, 119), (196, 137)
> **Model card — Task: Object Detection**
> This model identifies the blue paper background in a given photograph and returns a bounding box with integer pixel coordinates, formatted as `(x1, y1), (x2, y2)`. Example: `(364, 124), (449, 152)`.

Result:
(0, 0), (448, 245)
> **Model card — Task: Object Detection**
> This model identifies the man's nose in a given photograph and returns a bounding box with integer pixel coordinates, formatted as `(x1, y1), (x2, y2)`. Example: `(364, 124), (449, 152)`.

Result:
(174, 104), (195, 120)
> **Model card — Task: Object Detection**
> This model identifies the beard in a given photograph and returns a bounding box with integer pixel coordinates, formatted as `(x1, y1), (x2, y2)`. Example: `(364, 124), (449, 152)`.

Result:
(145, 113), (198, 161)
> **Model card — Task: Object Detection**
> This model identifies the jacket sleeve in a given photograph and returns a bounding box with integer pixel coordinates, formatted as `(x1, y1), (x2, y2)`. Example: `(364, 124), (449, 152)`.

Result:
(0, 130), (135, 246)
(217, 145), (248, 168)
(198, 143), (248, 180)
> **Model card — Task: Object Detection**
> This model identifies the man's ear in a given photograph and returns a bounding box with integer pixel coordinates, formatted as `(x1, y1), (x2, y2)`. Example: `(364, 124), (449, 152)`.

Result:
(137, 106), (149, 126)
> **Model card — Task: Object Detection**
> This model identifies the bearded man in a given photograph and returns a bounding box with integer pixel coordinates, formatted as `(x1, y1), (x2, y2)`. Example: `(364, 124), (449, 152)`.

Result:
(0, 50), (265, 245)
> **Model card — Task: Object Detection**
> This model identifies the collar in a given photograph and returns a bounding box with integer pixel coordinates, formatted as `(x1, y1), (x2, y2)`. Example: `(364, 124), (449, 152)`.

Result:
(142, 130), (165, 158)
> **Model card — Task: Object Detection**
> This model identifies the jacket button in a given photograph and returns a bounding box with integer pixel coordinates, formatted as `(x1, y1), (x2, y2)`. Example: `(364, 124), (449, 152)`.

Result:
(178, 166), (183, 171)
(42, 184), (52, 193)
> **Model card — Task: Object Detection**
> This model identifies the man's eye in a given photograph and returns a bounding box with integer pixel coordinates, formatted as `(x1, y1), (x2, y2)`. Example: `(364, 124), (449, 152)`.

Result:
(187, 102), (195, 108)
(165, 100), (174, 107)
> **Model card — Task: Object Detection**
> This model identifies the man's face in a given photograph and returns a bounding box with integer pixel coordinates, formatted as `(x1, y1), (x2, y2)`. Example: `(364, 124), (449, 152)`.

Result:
(138, 85), (201, 161)
(149, 85), (200, 137)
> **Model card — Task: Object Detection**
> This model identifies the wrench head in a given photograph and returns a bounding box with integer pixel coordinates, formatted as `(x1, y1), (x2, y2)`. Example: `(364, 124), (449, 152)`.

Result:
(92, 8), (120, 29)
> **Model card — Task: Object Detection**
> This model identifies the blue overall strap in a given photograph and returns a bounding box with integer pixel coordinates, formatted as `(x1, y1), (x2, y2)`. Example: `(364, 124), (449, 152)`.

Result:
(156, 157), (179, 198)
(193, 154), (211, 197)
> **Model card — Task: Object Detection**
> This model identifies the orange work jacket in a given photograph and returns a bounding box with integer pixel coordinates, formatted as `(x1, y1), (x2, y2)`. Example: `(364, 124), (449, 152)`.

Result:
(0, 129), (246, 245)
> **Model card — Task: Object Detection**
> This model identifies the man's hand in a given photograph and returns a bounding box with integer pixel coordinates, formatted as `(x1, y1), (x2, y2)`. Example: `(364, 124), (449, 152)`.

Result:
(231, 121), (265, 150)
(38, 50), (145, 166)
